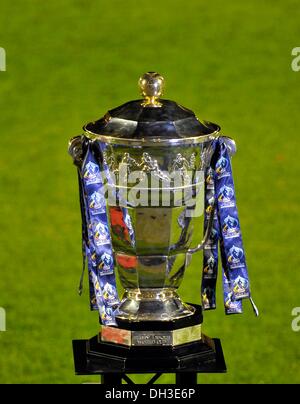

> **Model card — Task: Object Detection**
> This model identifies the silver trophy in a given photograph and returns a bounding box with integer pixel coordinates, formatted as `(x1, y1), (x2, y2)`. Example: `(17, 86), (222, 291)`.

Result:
(70, 72), (235, 350)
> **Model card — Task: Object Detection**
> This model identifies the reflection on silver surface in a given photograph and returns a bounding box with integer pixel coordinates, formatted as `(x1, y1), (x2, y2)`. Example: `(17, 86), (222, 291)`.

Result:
(115, 288), (195, 321)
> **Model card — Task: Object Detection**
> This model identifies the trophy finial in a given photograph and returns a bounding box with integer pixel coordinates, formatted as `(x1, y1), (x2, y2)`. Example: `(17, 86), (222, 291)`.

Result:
(139, 72), (164, 107)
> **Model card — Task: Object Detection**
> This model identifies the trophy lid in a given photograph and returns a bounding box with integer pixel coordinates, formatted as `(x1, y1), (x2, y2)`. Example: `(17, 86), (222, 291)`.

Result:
(84, 72), (220, 146)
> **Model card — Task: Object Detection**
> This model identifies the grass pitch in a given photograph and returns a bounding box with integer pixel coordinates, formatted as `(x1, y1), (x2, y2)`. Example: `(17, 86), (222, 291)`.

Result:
(0, 0), (299, 383)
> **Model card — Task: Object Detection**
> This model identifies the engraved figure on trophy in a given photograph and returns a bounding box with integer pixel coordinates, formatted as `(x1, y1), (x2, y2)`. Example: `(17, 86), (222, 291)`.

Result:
(171, 153), (195, 185)
(103, 149), (117, 172)
(139, 152), (170, 183)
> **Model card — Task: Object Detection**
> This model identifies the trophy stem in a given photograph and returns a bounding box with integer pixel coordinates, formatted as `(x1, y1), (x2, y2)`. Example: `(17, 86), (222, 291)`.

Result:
(115, 288), (195, 322)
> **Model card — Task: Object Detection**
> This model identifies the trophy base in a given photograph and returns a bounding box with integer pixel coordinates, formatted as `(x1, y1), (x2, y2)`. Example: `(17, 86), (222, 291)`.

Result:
(115, 288), (195, 322)
(72, 305), (226, 381)
(105, 303), (203, 347)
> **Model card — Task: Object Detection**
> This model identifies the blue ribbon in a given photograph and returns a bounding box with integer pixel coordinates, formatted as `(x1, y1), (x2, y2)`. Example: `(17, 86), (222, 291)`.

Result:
(79, 140), (119, 325)
(202, 137), (258, 315)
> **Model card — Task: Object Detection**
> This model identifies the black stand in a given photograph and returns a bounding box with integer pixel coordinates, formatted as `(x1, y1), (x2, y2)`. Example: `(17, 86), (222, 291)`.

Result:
(72, 305), (226, 384)
(73, 336), (226, 384)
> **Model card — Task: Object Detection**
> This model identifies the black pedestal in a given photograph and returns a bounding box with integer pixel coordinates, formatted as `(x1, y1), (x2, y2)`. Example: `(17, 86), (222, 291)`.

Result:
(73, 336), (226, 384)
(72, 304), (226, 384)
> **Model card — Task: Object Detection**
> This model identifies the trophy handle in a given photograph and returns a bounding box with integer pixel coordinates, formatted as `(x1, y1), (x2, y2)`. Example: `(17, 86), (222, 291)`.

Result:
(187, 198), (215, 254)
(68, 135), (88, 168)
(222, 136), (237, 156)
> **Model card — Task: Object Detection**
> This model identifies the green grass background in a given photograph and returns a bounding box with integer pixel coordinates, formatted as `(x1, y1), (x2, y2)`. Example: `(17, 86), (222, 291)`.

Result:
(0, 0), (299, 384)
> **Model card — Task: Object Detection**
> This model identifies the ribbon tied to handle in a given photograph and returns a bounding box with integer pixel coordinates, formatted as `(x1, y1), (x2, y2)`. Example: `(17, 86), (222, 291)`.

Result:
(202, 137), (258, 316)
